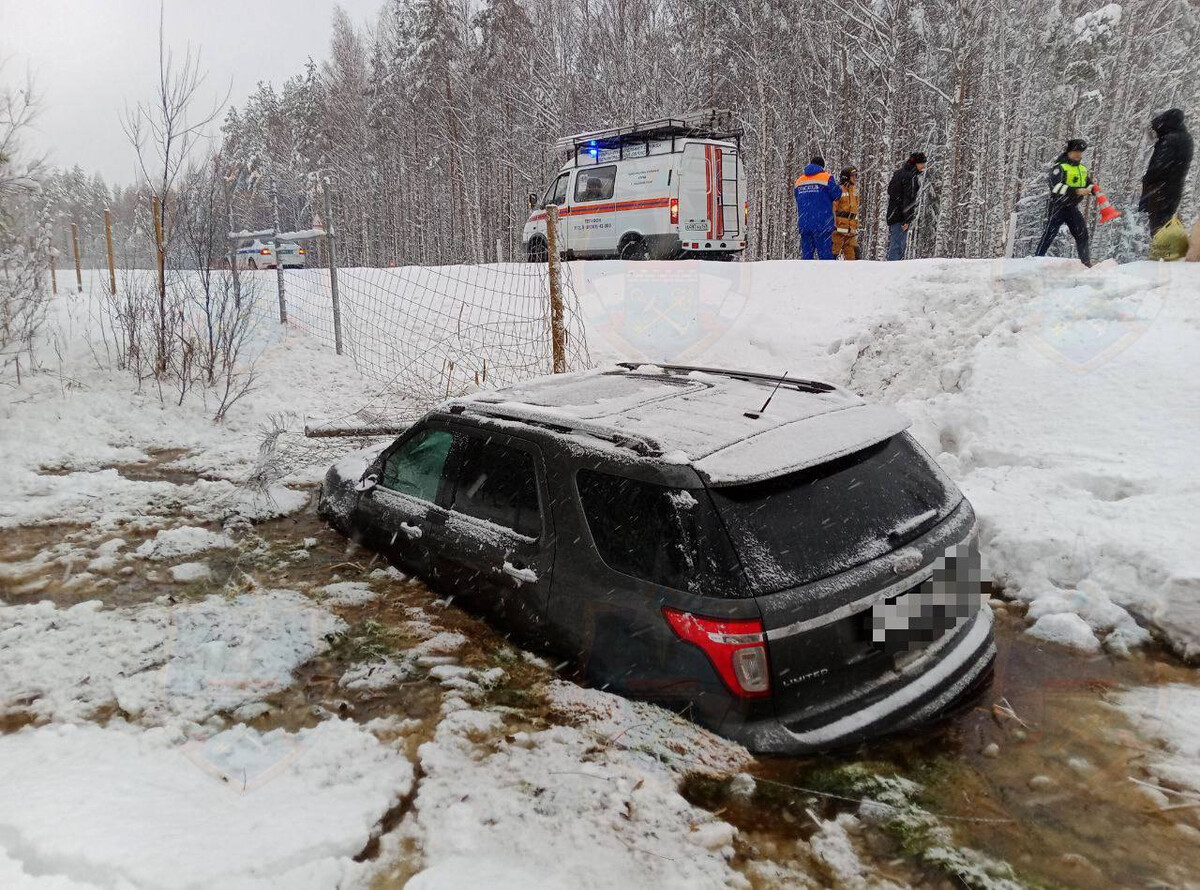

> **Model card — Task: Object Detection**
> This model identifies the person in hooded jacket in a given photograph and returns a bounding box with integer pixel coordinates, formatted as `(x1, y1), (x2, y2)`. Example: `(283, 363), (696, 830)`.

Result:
(1034, 138), (1094, 266)
(793, 156), (843, 260)
(1139, 109), (1193, 235)
(885, 152), (926, 260)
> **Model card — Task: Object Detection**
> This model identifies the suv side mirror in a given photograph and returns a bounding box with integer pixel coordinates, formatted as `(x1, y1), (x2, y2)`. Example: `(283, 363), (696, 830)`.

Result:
(528, 192), (538, 210)
(355, 473), (379, 493)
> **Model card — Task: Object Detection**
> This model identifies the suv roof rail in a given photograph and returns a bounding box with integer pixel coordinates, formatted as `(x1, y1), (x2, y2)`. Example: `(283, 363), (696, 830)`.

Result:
(554, 109), (741, 153)
(615, 362), (837, 393)
(442, 403), (667, 458)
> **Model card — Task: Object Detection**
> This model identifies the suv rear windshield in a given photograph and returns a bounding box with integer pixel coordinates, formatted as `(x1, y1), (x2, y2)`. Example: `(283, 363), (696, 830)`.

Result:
(708, 434), (960, 593)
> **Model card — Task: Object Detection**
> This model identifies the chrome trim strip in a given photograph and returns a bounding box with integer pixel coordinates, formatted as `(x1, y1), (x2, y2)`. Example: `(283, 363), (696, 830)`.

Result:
(706, 630), (766, 645)
(781, 606), (994, 747)
(764, 564), (935, 642)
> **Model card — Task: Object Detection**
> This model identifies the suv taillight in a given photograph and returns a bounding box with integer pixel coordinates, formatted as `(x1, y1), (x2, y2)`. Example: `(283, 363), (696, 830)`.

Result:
(259, 248), (271, 255)
(663, 608), (770, 698)
(743, 201), (749, 225)
(669, 198), (679, 226)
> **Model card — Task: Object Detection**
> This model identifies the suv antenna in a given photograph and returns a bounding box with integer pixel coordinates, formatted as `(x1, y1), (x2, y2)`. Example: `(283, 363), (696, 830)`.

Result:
(744, 371), (789, 419)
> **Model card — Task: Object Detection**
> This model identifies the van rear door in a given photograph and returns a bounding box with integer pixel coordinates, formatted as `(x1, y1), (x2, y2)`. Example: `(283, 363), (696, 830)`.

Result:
(679, 142), (742, 245)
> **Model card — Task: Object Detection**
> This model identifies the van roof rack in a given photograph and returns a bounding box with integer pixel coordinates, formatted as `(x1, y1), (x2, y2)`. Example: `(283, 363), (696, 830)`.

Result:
(554, 108), (742, 154)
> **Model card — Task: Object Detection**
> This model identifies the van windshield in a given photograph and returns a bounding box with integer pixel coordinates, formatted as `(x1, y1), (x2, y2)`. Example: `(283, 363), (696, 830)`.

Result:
(707, 434), (960, 594)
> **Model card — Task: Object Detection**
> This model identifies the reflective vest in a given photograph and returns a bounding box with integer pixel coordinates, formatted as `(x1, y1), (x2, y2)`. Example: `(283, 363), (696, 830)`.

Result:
(1052, 161), (1089, 195)
(834, 186), (859, 234)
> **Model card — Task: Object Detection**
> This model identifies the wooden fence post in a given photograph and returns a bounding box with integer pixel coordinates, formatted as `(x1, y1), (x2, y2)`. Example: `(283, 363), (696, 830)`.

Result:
(152, 195), (165, 299)
(104, 209), (117, 294)
(272, 180), (287, 324)
(322, 179), (344, 356)
(545, 204), (566, 374)
(70, 223), (82, 292)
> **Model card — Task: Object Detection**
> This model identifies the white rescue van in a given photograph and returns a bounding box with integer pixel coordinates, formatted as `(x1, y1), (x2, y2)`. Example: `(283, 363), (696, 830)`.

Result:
(522, 109), (748, 261)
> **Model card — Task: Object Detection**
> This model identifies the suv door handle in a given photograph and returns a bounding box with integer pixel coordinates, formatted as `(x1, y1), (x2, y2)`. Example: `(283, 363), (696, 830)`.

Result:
(399, 521), (423, 539)
(502, 561), (536, 584)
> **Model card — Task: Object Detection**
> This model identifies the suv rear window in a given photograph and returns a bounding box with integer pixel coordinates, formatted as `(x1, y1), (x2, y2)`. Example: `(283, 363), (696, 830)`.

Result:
(577, 469), (743, 597)
(708, 434), (960, 593)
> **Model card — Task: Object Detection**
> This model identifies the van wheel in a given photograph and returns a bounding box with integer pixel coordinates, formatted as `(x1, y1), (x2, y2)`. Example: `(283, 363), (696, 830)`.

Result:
(619, 236), (649, 261)
(527, 238), (548, 263)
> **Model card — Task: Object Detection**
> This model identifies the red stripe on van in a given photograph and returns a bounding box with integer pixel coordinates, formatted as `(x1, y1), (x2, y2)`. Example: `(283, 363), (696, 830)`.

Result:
(715, 147), (724, 239)
(705, 146), (714, 239)
(529, 197), (671, 222)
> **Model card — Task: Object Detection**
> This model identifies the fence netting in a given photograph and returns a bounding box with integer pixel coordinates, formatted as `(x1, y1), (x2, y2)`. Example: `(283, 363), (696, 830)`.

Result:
(269, 257), (589, 419)
(234, 245), (593, 485)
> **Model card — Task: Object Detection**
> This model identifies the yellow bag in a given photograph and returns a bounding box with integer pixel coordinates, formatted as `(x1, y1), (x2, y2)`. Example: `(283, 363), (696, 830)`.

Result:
(1150, 217), (1189, 261)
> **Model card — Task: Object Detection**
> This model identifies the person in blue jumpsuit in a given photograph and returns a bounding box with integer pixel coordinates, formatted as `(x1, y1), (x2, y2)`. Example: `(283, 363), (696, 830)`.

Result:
(793, 157), (843, 260)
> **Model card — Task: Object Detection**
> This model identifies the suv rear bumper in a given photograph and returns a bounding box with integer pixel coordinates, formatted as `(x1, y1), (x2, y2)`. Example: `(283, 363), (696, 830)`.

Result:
(730, 605), (995, 754)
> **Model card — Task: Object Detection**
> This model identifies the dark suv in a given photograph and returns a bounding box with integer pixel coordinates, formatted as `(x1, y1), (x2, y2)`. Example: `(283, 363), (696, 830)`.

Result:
(318, 364), (994, 753)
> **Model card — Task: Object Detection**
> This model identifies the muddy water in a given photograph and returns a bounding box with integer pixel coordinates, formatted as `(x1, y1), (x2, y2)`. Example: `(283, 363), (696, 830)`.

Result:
(702, 604), (1200, 888)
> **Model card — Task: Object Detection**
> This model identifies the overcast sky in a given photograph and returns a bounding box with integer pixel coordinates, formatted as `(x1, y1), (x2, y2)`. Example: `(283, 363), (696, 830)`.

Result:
(2, 0), (381, 185)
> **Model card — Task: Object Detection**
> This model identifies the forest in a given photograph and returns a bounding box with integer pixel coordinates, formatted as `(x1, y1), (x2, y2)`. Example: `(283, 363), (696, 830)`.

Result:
(30, 0), (1200, 266)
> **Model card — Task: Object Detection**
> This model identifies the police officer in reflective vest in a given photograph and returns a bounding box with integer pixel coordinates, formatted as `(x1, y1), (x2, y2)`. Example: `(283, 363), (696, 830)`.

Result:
(1034, 138), (1094, 266)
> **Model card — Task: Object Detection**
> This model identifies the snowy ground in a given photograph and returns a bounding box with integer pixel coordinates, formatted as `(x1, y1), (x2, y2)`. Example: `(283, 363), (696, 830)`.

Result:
(2, 259), (1199, 888)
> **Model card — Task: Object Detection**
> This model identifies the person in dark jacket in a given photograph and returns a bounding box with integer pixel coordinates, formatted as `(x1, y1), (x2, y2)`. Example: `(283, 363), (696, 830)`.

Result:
(1139, 109), (1193, 235)
(1034, 138), (1094, 266)
(793, 156), (843, 260)
(885, 152), (926, 260)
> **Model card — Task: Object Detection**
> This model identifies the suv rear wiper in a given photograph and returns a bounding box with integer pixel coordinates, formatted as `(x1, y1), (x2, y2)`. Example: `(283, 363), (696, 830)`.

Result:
(886, 508), (939, 545)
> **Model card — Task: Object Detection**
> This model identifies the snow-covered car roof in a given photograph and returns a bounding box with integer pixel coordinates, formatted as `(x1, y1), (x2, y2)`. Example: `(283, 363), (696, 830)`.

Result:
(443, 364), (910, 486)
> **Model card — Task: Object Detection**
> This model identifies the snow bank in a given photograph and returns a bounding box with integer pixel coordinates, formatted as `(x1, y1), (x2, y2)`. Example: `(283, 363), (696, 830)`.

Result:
(0, 284), (369, 534)
(0, 591), (342, 724)
(320, 580), (378, 606)
(0, 719), (411, 889)
(1025, 612), (1101, 653)
(407, 706), (748, 889)
(135, 525), (231, 560)
(546, 680), (751, 777)
(1116, 684), (1200, 794)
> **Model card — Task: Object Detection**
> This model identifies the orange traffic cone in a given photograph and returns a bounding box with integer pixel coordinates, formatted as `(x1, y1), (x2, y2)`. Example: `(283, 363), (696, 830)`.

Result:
(1092, 185), (1122, 224)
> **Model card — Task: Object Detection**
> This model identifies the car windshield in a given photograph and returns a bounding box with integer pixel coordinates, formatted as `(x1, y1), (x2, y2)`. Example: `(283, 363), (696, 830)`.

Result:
(708, 434), (960, 594)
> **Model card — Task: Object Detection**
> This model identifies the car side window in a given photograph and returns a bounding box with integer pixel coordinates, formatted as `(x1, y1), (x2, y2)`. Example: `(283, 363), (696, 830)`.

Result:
(545, 173), (569, 207)
(449, 437), (541, 538)
(577, 469), (743, 597)
(381, 428), (453, 503)
(573, 165), (617, 203)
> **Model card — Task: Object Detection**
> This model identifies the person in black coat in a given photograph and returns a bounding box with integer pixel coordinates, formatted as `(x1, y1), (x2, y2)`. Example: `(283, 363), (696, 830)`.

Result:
(885, 152), (926, 260)
(1139, 109), (1193, 234)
